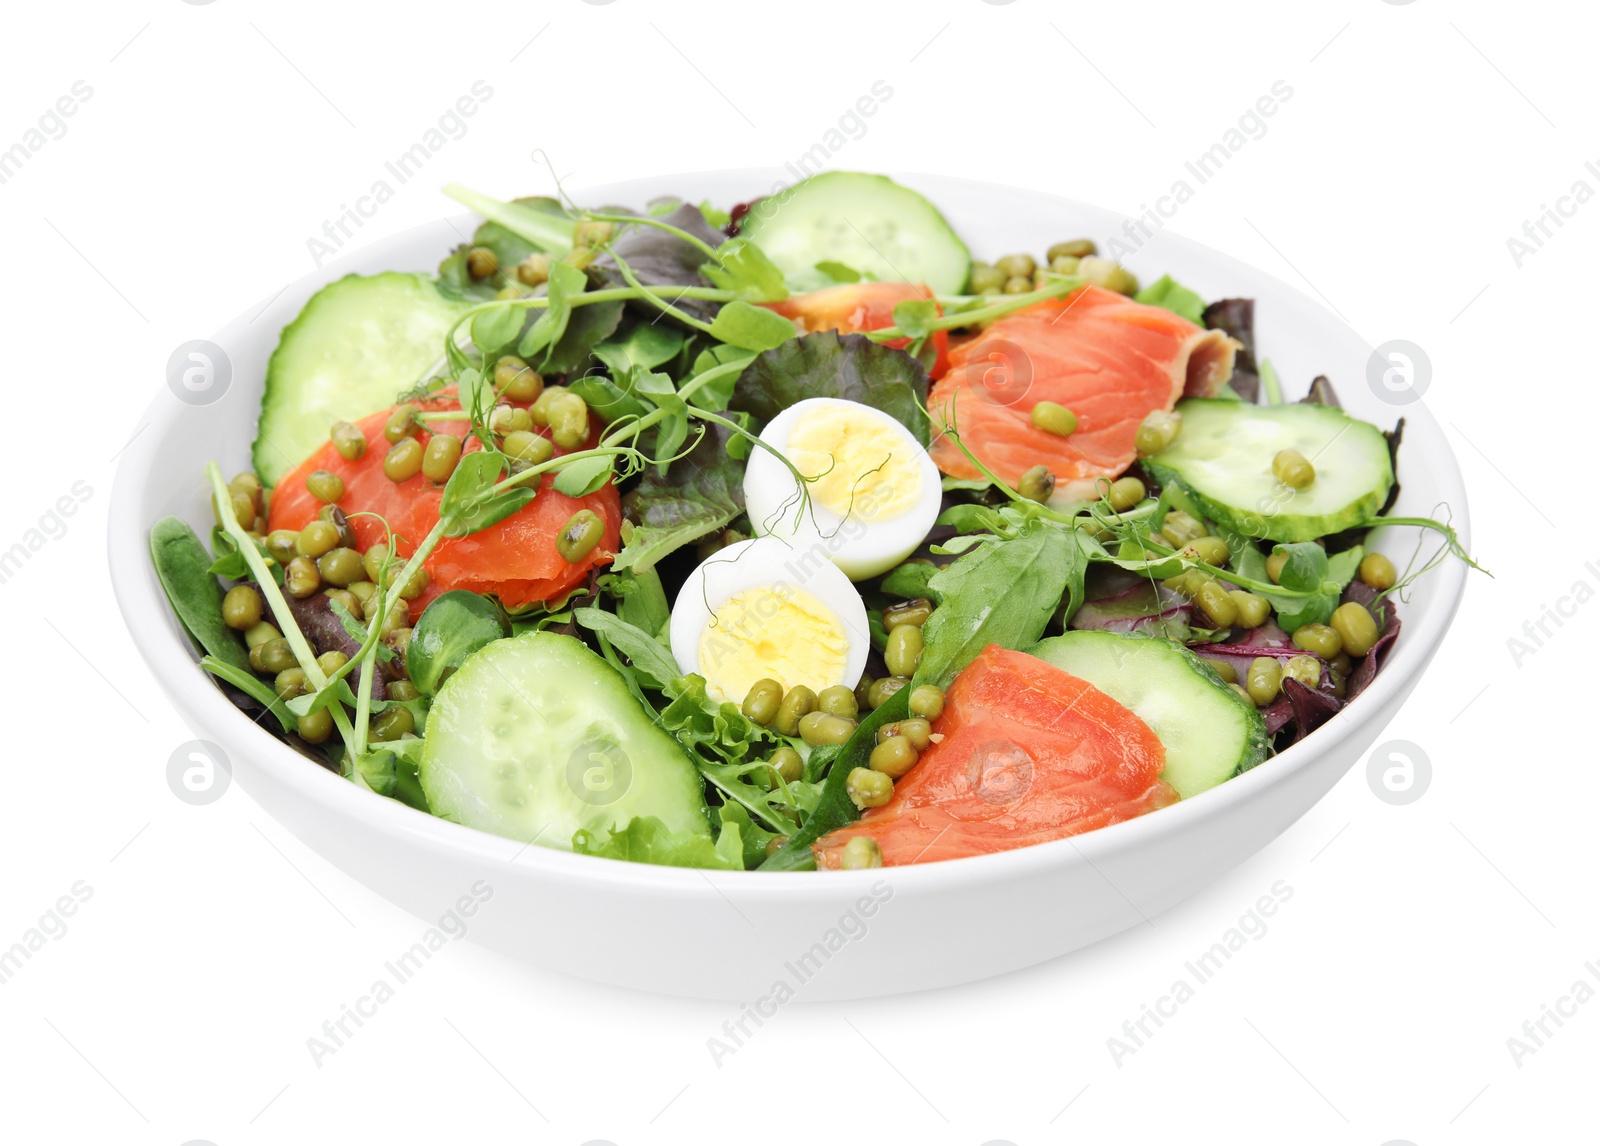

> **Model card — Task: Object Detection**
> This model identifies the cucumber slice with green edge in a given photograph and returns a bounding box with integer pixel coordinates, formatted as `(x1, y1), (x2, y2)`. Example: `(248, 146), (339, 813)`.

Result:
(740, 171), (971, 294)
(252, 273), (473, 486)
(1142, 398), (1393, 543)
(1030, 630), (1270, 798)
(419, 631), (715, 853)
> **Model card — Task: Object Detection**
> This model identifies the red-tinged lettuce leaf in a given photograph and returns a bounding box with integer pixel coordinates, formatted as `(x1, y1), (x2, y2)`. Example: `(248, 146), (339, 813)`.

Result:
(1069, 580), (1193, 641)
(1203, 298), (1258, 402)
(1346, 595), (1402, 702)
(614, 424), (745, 572)
(593, 201), (728, 324)
(281, 587), (395, 700)
(1275, 678), (1343, 742)
(730, 331), (932, 445)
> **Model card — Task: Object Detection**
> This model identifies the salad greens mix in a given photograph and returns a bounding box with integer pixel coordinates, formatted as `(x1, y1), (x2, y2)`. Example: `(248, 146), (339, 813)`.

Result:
(151, 171), (1478, 873)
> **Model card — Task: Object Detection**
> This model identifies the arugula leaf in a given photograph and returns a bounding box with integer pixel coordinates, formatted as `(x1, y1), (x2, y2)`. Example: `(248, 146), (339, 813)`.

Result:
(613, 425), (745, 572)
(602, 566), (672, 642)
(443, 185), (576, 253)
(572, 607), (680, 690)
(438, 452), (534, 537)
(880, 561), (938, 601)
(702, 238), (788, 302)
(730, 331), (931, 444)
(760, 688), (910, 872)
(572, 815), (742, 870)
(708, 301), (796, 352)
(1134, 275), (1207, 324)
(912, 519), (1080, 690)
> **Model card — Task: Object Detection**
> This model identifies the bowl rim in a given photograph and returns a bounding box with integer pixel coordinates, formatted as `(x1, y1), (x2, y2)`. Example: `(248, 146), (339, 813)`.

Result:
(109, 167), (1471, 900)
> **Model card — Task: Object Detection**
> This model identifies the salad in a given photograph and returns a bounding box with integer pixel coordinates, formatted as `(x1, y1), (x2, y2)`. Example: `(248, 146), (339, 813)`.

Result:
(149, 171), (1477, 873)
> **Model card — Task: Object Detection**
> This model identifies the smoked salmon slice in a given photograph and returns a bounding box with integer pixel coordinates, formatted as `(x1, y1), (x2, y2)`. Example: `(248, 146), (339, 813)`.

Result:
(762, 281), (950, 378)
(813, 645), (1178, 868)
(265, 391), (621, 621)
(928, 285), (1236, 499)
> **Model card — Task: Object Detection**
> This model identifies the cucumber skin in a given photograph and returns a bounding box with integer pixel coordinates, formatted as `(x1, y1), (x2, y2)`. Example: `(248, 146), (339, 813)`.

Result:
(741, 171), (971, 294)
(418, 632), (714, 852)
(1030, 631), (1270, 798)
(252, 273), (471, 486)
(1143, 399), (1394, 543)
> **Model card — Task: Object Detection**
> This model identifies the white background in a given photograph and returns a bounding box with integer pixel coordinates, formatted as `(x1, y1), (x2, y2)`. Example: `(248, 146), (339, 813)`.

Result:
(0, 1), (1588, 1143)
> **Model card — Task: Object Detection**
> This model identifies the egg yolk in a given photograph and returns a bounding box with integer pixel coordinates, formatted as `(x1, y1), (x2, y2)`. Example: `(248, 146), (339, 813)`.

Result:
(697, 584), (850, 704)
(785, 406), (923, 523)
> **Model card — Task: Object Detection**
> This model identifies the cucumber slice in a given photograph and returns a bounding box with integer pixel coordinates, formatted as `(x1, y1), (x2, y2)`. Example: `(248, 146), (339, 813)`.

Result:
(419, 631), (714, 852)
(252, 273), (472, 486)
(1030, 630), (1269, 798)
(1142, 399), (1393, 543)
(740, 171), (971, 294)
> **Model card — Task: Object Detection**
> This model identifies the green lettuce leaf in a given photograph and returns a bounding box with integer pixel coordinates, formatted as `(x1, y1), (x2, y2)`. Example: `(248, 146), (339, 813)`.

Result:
(571, 815), (742, 870)
(730, 331), (931, 445)
(1135, 275), (1206, 324)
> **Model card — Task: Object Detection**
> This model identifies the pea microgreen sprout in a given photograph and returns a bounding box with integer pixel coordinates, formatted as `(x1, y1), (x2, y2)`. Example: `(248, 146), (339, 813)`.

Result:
(206, 463), (361, 756)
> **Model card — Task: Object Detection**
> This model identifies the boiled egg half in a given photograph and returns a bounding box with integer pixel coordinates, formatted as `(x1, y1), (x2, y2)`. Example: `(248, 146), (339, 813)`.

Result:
(669, 536), (871, 706)
(742, 397), (941, 581)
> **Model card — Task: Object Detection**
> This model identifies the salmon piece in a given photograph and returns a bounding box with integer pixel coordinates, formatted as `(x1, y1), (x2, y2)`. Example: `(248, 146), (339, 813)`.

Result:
(814, 645), (1177, 868)
(928, 285), (1236, 499)
(763, 281), (950, 378)
(265, 390), (620, 621)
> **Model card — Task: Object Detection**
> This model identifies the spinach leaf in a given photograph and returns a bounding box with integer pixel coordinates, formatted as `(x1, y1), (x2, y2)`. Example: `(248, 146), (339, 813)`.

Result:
(150, 517), (252, 672)
(572, 815), (742, 870)
(1135, 275), (1207, 324)
(731, 331), (931, 444)
(572, 607), (679, 690)
(614, 425), (745, 572)
(407, 590), (511, 696)
(760, 688), (910, 872)
(912, 520), (1081, 690)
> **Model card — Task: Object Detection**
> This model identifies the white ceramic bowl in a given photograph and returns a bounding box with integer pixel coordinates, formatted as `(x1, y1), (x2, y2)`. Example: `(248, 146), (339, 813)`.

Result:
(109, 171), (1469, 1001)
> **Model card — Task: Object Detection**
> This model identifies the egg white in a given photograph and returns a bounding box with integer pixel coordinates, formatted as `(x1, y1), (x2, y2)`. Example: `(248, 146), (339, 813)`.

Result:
(669, 536), (871, 701)
(743, 397), (942, 581)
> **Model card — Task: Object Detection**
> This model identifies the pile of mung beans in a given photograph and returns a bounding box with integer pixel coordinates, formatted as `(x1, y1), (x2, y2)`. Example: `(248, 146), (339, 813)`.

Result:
(746, 596), (947, 868)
